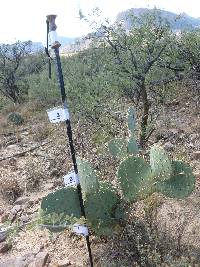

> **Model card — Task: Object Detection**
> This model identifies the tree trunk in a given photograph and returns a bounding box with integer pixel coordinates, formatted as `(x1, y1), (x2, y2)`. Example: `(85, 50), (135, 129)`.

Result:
(139, 82), (150, 148)
(10, 85), (20, 104)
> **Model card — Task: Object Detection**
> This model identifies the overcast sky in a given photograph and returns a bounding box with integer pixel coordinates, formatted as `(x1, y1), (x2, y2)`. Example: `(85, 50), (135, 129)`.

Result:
(1, 0), (200, 44)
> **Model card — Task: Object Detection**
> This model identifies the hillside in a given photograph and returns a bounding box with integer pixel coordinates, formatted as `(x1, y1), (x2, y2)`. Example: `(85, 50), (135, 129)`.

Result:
(0, 86), (199, 266)
(61, 8), (200, 54)
(116, 8), (200, 31)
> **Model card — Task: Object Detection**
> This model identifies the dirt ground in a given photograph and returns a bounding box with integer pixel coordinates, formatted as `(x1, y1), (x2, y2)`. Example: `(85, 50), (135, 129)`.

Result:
(0, 86), (199, 266)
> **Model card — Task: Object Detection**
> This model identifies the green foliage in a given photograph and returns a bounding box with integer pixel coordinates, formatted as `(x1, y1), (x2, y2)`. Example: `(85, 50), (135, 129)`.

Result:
(117, 156), (153, 202)
(77, 157), (99, 196)
(150, 145), (172, 181)
(178, 29), (200, 75)
(7, 112), (24, 125)
(155, 160), (196, 198)
(0, 41), (46, 104)
(61, 48), (120, 123)
(27, 70), (59, 103)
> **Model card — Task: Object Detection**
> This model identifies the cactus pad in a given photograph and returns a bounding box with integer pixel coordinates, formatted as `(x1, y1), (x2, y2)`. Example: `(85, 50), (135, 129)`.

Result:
(41, 188), (81, 231)
(127, 136), (139, 154)
(85, 181), (120, 235)
(155, 161), (196, 198)
(150, 145), (172, 181)
(107, 138), (127, 159)
(117, 156), (153, 202)
(127, 107), (136, 134)
(77, 157), (99, 196)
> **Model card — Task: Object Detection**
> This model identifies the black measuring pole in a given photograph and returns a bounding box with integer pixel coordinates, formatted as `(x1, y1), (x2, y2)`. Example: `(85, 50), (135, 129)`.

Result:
(54, 47), (93, 267)
(46, 15), (93, 267)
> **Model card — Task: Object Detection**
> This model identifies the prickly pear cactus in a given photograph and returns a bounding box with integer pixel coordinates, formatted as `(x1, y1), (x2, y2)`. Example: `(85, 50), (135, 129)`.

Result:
(107, 106), (139, 159)
(85, 181), (121, 235)
(117, 156), (153, 202)
(77, 157), (99, 196)
(107, 138), (127, 159)
(40, 147), (195, 236)
(155, 161), (195, 198)
(127, 136), (139, 154)
(127, 107), (136, 134)
(41, 188), (81, 231)
(41, 159), (124, 235)
(150, 145), (172, 181)
(117, 147), (196, 202)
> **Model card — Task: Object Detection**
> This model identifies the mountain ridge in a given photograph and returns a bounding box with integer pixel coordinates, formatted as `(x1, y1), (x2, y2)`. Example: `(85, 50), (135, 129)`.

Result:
(116, 8), (200, 30)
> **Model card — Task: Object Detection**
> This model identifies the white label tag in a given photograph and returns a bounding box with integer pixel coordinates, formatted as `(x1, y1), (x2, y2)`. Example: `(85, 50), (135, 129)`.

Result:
(63, 172), (80, 187)
(73, 224), (89, 236)
(49, 31), (58, 45)
(47, 107), (69, 123)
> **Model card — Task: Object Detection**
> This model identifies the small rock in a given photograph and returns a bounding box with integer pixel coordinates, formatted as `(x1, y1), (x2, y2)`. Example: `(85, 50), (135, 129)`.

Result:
(50, 169), (59, 177)
(0, 254), (34, 267)
(168, 128), (179, 136)
(14, 257), (31, 267)
(14, 196), (30, 205)
(34, 251), (49, 267)
(190, 133), (198, 141)
(21, 131), (29, 136)
(0, 213), (8, 223)
(0, 208), (4, 216)
(0, 242), (12, 253)
(57, 259), (71, 266)
(0, 258), (16, 267)
(0, 232), (7, 243)
(193, 151), (200, 160)
(166, 100), (179, 106)
(20, 214), (29, 223)
(6, 144), (19, 150)
(10, 205), (22, 215)
(179, 107), (186, 112)
(188, 142), (195, 148)
(163, 142), (174, 152)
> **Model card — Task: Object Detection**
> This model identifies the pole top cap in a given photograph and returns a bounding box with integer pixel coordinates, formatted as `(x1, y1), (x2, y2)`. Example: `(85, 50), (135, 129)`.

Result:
(46, 14), (61, 49)
(46, 14), (57, 31)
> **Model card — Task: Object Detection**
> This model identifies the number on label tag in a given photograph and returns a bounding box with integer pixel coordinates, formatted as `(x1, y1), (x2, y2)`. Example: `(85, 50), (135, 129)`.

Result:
(73, 224), (89, 236)
(47, 107), (69, 123)
(63, 172), (80, 187)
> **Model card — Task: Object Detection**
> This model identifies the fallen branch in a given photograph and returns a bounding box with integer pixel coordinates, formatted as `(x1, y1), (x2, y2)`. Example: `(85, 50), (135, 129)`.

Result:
(0, 141), (51, 162)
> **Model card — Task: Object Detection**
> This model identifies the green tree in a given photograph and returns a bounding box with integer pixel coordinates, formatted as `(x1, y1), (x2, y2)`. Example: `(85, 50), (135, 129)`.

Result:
(62, 47), (120, 125)
(0, 41), (46, 104)
(178, 29), (200, 79)
(83, 9), (185, 147)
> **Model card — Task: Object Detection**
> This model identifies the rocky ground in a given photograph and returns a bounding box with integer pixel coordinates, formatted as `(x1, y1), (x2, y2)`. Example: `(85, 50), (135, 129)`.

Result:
(0, 86), (199, 267)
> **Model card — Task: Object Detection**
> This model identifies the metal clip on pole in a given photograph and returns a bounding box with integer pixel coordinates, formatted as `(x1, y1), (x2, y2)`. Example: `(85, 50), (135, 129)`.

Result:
(46, 15), (93, 267)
